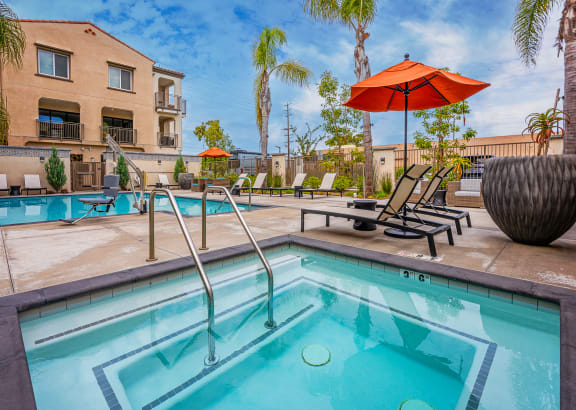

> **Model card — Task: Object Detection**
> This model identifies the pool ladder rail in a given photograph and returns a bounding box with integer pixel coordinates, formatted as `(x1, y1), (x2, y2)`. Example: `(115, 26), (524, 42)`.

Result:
(146, 188), (275, 367)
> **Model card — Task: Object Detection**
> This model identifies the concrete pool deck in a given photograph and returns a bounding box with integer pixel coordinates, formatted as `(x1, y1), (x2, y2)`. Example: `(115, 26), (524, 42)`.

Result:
(0, 190), (575, 296)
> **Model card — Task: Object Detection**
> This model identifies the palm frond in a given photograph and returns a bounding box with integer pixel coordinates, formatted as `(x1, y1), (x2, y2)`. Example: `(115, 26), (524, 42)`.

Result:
(252, 26), (286, 71)
(512, 0), (559, 67)
(271, 60), (312, 87)
(341, 0), (377, 25)
(0, 1), (26, 69)
(303, 0), (342, 23)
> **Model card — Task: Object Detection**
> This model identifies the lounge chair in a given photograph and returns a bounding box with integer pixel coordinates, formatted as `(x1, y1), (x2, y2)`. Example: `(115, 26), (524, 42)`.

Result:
(240, 173), (267, 194)
(447, 178), (484, 208)
(347, 167), (472, 235)
(62, 175), (120, 225)
(301, 165), (454, 257)
(0, 174), (8, 195)
(23, 174), (47, 195)
(300, 173), (342, 199)
(269, 173), (306, 197)
(149, 174), (179, 189)
(228, 173), (248, 194)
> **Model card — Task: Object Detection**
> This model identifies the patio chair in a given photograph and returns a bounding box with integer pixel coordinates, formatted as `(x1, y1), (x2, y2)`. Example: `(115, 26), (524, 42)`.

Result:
(0, 174), (8, 195)
(301, 165), (454, 257)
(447, 178), (484, 208)
(23, 174), (47, 195)
(240, 173), (267, 195)
(300, 173), (342, 199)
(269, 173), (306, 197)
(62, 175), (120, 225)
(149, 174), (179, 189)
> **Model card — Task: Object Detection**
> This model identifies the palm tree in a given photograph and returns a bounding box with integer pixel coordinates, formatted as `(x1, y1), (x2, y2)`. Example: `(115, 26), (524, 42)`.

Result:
(513, 0), (576, 154)
(303, 0), (377, 194)
(0, 1), (25, 145)
(253, 27), (311, 162)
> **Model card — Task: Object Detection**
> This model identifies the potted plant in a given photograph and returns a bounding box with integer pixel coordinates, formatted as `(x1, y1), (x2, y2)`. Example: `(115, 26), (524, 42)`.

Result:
(482, 108), (576, 245)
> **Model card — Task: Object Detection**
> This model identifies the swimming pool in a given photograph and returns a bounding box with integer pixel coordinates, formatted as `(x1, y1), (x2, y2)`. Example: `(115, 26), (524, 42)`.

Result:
(18, 243), (561, 409)
(0, 193), (256, 225)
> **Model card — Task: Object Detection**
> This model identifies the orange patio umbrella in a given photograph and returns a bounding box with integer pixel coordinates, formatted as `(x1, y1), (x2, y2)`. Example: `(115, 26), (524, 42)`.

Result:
(197, 147), (232, 158)
(344, 53), (490, 239)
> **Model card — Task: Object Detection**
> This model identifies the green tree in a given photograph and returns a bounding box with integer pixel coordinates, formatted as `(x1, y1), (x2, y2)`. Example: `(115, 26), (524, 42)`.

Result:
(253, 27), (312, 161)
(318, 71), (363, 171)
(116, 155), (129, 190)
(292, 123), (322, 156)
(512, 0), (575, 154)
(0, 2), (26, 145)
(303, 0), (377, 194)
(193, 120), (235, 152)
(413, 86), (477, 178)
(173, 154), (187, 184)
(45, 147), (66, 192)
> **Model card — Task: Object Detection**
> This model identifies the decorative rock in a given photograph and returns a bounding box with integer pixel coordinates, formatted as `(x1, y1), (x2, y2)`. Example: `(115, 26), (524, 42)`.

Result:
(482, 155), (576, 245)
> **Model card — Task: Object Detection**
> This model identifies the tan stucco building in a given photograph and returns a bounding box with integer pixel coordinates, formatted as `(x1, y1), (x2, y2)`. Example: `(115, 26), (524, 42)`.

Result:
(2, 20), (186, 160)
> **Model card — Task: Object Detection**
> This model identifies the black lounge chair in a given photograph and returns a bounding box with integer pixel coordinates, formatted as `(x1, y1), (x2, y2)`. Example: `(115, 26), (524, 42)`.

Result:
(300, 173), (343, 198)
(61, 175), (120, 225)
(346, 166), (472, 235)
(301, 164), (454, 257)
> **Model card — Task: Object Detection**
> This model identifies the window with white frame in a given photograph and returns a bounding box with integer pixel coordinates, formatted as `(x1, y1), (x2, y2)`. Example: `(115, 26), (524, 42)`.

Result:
(37, 49), (69, 79)
(108, 66), (132, 91)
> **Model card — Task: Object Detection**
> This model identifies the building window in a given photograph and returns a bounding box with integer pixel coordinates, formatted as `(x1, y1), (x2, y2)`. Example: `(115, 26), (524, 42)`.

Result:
(38, 49), (69, 79)
(108, 66), (132, 91)
(39, 109), (79, 123)
(103, 116), (133, 129)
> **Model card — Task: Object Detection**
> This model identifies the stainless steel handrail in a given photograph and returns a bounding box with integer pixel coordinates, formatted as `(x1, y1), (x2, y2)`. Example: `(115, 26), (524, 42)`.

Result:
(200, 186), (275, 329)
(146, 189), (218, 366)
(215, 176), (252, 212)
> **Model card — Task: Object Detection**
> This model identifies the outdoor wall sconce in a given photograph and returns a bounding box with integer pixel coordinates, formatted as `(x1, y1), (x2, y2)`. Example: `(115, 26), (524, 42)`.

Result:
(39, 156), (45, 163)
(274, 161), (279, 168)
(158, 160), (162, 165)
(380, 157), (386, 165)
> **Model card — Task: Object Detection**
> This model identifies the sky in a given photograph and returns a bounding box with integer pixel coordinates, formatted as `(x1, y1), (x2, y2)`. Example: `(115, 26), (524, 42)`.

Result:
(12, 0), (564, 154)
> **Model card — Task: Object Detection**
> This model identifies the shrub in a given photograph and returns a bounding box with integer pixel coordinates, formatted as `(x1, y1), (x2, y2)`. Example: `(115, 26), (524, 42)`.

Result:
(116, 155), (130, 190)
(45, 147), (67, 192)
(304, 176), (321, 189)
(395, 167), (405, 181)
(227, 172), (239, 186)
(355, 175), (364, 194)
(173, 155), (187, 184)
(334, 175), (352, 191)
(380, 174), (392, 196)
(272, 175), (282, 187)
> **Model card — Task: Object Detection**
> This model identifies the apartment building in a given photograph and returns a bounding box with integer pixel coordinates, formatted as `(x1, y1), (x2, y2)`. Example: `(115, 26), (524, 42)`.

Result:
(2, 20), (186, 161)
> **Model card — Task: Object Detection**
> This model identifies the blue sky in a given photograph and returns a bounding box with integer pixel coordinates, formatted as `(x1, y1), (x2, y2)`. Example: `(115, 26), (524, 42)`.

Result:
(13, 0), (564, 154)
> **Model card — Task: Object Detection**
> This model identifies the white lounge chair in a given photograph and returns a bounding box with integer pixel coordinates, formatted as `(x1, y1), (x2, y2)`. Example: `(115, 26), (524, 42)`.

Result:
(23, 174), (47, 195)
(0, 174), (8, 195)
(240, 173), (267, 194)
(269, 173), (307, 197)
(300, 173), (341, 199)
(156, 174), (179, 189)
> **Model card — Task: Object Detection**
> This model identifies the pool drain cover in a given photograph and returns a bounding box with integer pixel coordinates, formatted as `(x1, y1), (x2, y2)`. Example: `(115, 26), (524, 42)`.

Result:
(398, 399), (435, 410)
(301, 344), (330, 366)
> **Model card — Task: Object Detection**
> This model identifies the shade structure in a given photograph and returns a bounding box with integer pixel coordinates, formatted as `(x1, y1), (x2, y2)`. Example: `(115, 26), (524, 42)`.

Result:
(197, 147), (232, 158)
(344, 54), (490, 239)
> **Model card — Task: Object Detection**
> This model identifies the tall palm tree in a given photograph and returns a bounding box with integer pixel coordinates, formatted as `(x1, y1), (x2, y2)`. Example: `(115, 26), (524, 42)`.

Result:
(303, 0), (377, 194)
(513, 0), (576, 154)
(0, 1), (25, 145)
(253, 27), (311, 162)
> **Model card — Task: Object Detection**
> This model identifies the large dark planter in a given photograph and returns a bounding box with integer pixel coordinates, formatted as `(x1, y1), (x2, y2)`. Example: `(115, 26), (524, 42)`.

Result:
(482, 155), (576, 245)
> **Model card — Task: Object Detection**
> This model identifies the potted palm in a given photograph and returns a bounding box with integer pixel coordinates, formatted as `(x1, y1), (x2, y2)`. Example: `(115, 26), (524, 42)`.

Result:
(482, 108), (576, 245)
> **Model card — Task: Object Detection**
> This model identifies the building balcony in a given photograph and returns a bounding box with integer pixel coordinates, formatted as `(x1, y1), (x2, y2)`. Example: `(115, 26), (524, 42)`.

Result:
(155, 92), (186, 115)
(37, 120), (84, 141)
(158, 132), (178, 148)
(101, 126), (137, 145)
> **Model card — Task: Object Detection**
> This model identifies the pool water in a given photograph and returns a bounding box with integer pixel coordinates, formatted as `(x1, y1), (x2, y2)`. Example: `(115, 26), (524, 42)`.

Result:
(20, 247), (560, 410)
(0, 193), (254, 225)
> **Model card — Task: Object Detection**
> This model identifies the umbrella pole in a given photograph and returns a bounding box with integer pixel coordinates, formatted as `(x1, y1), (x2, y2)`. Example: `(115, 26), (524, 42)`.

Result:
(384, 87), (424, 241)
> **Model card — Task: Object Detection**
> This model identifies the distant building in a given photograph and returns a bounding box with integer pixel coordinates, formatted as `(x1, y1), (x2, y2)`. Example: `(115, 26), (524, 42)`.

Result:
(3, 20), (186, 161)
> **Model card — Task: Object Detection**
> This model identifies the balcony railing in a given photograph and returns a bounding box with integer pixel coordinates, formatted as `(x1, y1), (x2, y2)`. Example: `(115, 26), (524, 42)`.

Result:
(101, 126), (137, 145)
(37, 120), (83, 141)
(158, 132), (178, 148)
(155, 92), (186, 114)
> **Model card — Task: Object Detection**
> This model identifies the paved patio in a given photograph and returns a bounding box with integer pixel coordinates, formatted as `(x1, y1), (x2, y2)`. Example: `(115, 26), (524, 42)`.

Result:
(0, 191), (575, 296)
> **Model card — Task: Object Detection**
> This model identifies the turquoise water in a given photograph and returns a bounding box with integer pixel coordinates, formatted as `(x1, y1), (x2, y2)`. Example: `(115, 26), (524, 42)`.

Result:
(20, 248), (560, 409)
(0, 193), (254, 225)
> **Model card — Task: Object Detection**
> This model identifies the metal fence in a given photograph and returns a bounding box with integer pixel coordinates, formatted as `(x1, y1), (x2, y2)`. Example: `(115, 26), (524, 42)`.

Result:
(395, 141), (538, 172)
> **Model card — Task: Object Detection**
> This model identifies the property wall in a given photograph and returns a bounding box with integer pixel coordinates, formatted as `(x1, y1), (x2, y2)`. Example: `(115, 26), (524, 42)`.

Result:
(271, 154), (286, 186)
(0, 146), (71, 193)
(3, 21), (156, 156)
(372, 148), (397, 188)
(102, 151), (201, 185)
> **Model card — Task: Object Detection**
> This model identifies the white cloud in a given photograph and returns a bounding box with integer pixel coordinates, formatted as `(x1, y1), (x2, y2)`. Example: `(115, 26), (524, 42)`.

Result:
(292, 86), (323, 118)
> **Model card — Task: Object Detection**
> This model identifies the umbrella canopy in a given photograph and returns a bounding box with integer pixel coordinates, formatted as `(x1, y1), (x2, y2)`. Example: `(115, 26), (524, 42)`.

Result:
(197, 147), (232, 158)
(343, 56), (490, 112)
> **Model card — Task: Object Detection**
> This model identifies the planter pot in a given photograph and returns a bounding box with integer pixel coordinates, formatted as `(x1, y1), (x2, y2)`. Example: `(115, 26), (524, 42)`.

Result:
(432, 190), (447, 206)
(482, 155), (576, 245)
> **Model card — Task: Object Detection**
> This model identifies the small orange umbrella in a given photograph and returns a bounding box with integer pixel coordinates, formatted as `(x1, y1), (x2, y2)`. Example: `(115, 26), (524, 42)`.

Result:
(197, 147), (232, 158)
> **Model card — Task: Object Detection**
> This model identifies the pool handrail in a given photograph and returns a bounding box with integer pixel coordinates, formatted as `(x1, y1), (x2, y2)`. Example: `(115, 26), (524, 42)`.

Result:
(201, 186), (275, 329)
(214, 176), (252, 212)
(146, 188), (218, 366)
